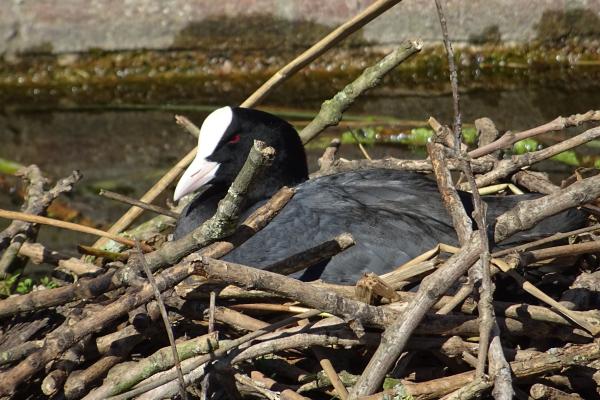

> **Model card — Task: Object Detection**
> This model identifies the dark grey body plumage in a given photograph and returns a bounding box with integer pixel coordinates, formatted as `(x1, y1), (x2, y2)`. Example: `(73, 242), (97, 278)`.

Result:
(173, 107), (587, 283)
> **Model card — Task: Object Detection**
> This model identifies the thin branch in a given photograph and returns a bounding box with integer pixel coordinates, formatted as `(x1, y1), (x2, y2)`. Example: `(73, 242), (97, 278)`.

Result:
(0, 209), (154, 252)
(91, 147), (196, 249)
(300, 40), (422, 144)
(97, 0), (406, 251)
(473, 125), (600, 188)
(492, 223), (600, 257)
(241, 0), (405, 107)
(135, 241), (187, 400)
(99, 190), (179, 219)
(0, 186), (293, 319)
(434, 0), (461, 149)
(175, 115), (201, 138)
(469, 110), (600, 159)
(108, 310), (321, 400)
(263, 233), (354, 275)
(313, 346), (349, 400)
(344, 235), (482, 397)
(313, 156), (495, 178)
(494, 173), (600, 243)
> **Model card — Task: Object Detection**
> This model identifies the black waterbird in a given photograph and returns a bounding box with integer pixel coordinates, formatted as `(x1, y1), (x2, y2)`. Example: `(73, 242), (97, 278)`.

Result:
(173, 107), (586, 283)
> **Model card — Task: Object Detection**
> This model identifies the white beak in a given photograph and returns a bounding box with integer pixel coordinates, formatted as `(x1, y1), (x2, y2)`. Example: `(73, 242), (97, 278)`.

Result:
(173, 106), (233, 202)
(173, 157), (220, 201)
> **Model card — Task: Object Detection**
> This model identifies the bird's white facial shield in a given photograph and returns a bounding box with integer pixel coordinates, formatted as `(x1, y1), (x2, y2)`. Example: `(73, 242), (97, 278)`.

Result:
(173, 106), (233, 201)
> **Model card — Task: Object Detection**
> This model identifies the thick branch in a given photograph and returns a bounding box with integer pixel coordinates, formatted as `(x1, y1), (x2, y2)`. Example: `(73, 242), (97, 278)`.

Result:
(348, 235), (482, 397)
(474, 125), (600, 187)
(494, 173), (600, 243)
(300, 40), (422, 144)
(469, 110), (600, 159)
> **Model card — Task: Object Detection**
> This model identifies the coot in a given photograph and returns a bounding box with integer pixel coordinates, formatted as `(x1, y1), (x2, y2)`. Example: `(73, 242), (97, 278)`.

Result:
(173, 107), (586, 283)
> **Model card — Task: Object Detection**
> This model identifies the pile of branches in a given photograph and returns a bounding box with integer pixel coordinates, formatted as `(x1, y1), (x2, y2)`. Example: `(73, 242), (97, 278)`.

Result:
(1, 2), (600, 400)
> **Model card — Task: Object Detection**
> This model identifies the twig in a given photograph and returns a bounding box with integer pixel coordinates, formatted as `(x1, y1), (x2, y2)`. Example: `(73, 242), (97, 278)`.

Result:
(99, 189), (179, 219)
(362, 340), (600, 399)
(494, 173), (600, 243)
(511, 170), (561, 194)
(241, 0), (405, 107)
(231, 333), (366, 367)
(348, 234), (482, 397)
(208, 291), (216, 334)
(195, 256), (384, 327)
(18, 242), (103, 276)
(263, 233), (354, 275)
(511, 169), (600, 217)
(355, 273), (401, 304)
(520, 239), (600, 263)
(313, 346), (349, 400)
(529, 383), (583, 400)
(492, 223), (600, 257)
(492, 257), (598, 334)
(313, 156), (495, 179)
(0, 260), (197, 396)
(475, 117), (501, 156)
(0, 340), (44, 366)
(350, 130), (373, 160)
(91, 147), (196, 249)
(426, 141), (472, 243)
(42, 334), (92, 397)
(441, 377), (492, 400)
(135, 241), (187, 400)
(213, 306), (269, 331)
(488, 326), (513, 400)
(108, 310), (321, 400)
(436, 277), (473, 315)
(300, 40), (422, 144)
(77, 244), (129, 262)
(0, 209), (154, 252)
(473, 125), (600, 188)
(234, 373), (279, 400)
(317, 138), (341, 172)
(0, 187), (293, 320)
(249, 371), (309, 400)
(1, 166), (44, 249)
(175, 115), (201, 138)
(432, 2), (503, 386)
(0, 233), (27, 275)
(433, 0), (461, 150)
(84, 332), (217, 400)
(0, 167), (81, 273)
(469, 110), (600, 159)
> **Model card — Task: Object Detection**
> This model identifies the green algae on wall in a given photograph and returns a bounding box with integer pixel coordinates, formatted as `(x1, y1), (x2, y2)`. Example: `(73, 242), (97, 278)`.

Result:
(2, 41), (600, 108)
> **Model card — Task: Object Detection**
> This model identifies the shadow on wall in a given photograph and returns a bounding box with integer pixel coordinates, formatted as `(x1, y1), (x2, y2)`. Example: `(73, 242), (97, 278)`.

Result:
(171, 14), (370, 53)
(535, 8), (600, 43)
(468, 25), (502, 44)
(171, 14), (369, 52)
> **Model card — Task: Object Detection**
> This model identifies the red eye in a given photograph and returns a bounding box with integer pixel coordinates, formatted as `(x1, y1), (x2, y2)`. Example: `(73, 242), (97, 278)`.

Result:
(228, 134), (241, 144)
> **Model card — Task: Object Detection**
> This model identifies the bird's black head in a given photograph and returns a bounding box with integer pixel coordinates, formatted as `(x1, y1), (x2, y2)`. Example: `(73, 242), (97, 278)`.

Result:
(174, 106), (309, 201)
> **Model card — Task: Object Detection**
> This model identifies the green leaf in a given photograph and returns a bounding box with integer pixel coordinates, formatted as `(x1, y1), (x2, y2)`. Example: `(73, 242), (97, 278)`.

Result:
(462, 127), (478, 145)
(40, 276), (58, 289)
(551, 150), (580, 167)
(513, 138), (539, 154)
(16, 278), (33, 294)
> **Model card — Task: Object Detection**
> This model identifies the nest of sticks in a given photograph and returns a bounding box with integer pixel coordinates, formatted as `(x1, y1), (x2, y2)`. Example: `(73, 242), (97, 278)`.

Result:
(1, 6), (600, 400)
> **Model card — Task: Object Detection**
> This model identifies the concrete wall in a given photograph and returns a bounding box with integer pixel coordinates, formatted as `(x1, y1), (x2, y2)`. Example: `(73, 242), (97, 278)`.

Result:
(2, 0), (600, 55)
